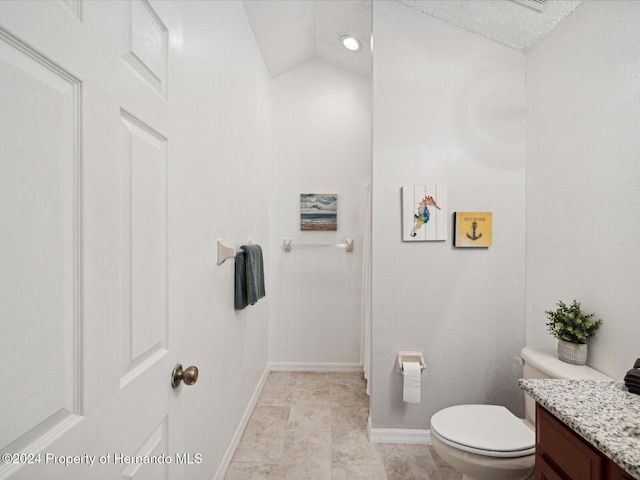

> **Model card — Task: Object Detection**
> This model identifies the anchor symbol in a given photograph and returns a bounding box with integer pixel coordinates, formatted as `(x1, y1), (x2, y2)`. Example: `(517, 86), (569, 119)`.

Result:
(466, 221), (483, 241)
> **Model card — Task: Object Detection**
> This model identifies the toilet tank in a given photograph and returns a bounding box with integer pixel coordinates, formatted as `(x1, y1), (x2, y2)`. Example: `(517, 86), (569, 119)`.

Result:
(520, 347), (611, 424)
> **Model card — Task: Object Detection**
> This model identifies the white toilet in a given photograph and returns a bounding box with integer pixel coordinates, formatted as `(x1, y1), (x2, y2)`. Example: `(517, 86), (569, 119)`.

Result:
(429, 347), (611, 480)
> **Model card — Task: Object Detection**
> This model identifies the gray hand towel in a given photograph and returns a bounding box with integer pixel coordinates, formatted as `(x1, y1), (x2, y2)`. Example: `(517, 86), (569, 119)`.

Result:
(234, 244), (266, 310)
(626, 369), (640, 381)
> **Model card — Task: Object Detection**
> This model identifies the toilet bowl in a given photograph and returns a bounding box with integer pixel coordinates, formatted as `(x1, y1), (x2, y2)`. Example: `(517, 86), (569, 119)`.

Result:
(430, 404), (535, 480)
(429, 347), (611, 480)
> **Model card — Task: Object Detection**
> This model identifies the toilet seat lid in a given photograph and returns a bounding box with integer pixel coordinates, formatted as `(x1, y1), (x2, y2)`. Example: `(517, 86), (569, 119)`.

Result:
(430, 405), (535, 458)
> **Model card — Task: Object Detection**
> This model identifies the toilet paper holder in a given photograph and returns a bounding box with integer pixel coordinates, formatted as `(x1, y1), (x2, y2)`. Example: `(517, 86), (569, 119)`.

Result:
(397, 351), (426, 373)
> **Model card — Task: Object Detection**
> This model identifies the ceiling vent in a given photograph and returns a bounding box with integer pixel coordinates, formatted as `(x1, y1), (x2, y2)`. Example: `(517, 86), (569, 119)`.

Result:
(511, 0), (547, 12)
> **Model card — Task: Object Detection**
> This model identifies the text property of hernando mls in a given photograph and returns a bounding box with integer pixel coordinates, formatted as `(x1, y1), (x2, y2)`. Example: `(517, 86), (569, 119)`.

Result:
(2, 452), (203, 467)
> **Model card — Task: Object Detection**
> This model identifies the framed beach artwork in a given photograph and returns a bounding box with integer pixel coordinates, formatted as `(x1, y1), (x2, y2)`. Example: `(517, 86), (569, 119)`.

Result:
(402, 185), (447, 241)
(300, 194), (337, 231)
(453, 212), (493, 247)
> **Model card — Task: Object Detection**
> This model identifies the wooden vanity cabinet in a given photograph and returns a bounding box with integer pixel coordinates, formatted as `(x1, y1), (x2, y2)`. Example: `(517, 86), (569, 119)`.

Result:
(607, 461), (636, 480)
(535, 404), (635, 480)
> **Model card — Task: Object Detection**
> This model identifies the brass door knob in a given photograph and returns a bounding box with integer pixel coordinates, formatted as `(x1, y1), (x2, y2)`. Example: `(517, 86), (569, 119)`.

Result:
(171, 364), (199, 388)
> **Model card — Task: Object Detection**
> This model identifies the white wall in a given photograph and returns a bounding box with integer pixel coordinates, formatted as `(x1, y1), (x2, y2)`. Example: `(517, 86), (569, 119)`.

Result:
(178, 2), (272, 478)
(371, 1), (526, 429)
(525, 1), (640, 379)
(269, 59), (372, 366)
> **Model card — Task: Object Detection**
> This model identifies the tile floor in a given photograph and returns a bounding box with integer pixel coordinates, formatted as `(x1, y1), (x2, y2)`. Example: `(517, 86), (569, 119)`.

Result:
(225, 372), (461, 480)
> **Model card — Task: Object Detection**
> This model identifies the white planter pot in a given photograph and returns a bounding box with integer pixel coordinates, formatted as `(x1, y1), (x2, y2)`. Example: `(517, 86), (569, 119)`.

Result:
(557, 340), (588, 365)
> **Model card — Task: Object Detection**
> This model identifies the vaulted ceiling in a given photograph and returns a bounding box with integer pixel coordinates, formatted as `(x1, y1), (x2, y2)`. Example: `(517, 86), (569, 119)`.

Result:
(242, 0), (584, 79)
(242, 0), (372, 78)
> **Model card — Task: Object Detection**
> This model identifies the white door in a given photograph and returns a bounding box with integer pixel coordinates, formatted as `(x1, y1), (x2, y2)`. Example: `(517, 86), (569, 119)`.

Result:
(0, 1), (189, 478)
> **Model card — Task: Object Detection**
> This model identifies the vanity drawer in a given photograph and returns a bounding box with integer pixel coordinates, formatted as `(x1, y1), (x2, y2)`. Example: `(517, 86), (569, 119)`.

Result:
(536, 454), (566, 480)
(536, 405), (604, 480)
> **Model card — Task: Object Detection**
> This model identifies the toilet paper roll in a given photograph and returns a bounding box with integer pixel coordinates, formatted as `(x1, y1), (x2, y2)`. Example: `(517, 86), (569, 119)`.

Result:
(402, 361), (421, 403)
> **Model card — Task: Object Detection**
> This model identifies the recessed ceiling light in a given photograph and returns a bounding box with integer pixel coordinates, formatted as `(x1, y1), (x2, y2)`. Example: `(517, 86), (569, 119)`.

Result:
(341, 35), (361, 52)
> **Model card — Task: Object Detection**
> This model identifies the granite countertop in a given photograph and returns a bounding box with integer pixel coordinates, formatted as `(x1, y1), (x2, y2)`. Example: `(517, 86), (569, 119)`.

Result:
(519, 379), (640, 480)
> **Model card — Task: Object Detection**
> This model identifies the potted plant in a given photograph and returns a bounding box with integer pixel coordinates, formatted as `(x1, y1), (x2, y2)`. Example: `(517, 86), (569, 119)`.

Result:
(545, 299), (603, 365)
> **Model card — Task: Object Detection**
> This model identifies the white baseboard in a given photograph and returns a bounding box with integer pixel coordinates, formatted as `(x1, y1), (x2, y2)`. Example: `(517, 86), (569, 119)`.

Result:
(367, 416), (431, 444)
(212, 368), (270, 480)
(268, 362), (363, 373)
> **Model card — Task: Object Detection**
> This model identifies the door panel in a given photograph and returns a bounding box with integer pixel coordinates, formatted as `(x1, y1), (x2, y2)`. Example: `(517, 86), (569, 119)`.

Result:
(126, 0), (167, 97)
(0, 21), (81, 457)
(120, 417), (169, 480)
(120, 110), (169, 383)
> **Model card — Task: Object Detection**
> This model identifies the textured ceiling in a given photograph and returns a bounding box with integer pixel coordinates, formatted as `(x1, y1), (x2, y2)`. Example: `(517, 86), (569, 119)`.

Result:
(243, 0), (584, 79)
(242, 0), (372, 78)
(398, 0), (584, 52)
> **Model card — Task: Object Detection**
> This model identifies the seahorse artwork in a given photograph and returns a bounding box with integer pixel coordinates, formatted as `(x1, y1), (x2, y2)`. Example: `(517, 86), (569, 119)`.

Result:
(410, 196), (441, 237)
(401, 185), (448, 241)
